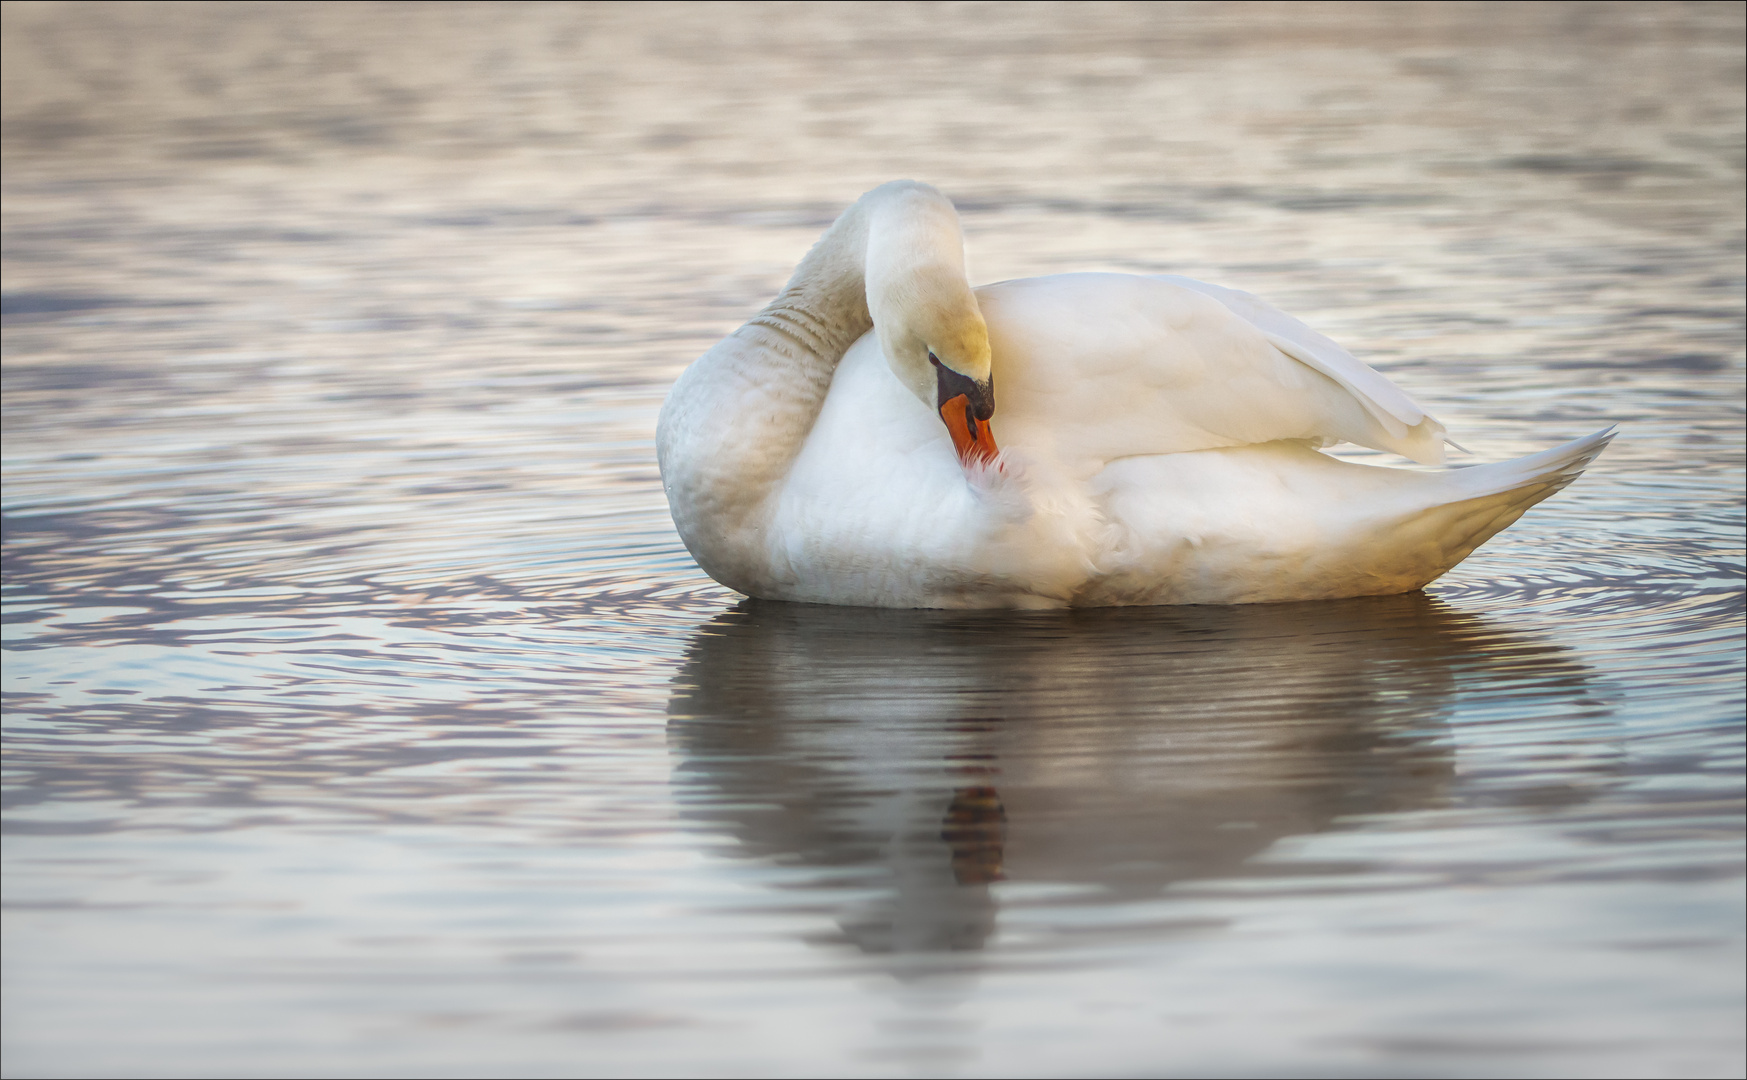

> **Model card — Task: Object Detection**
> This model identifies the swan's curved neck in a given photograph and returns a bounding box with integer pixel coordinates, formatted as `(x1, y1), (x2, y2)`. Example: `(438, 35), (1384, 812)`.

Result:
(657, 182), (970, 593)
(736, 198), (876, 374)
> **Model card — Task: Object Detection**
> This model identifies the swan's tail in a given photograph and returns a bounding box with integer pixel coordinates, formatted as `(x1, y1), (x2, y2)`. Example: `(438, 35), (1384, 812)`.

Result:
(1072, 428), (1615, 603)
(1396, 426), (1616, 586)
(1441, 426), (1616, 502)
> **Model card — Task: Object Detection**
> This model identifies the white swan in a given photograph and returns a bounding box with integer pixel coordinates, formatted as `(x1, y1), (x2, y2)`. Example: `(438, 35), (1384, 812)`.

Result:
(657, 181), (1612, 608)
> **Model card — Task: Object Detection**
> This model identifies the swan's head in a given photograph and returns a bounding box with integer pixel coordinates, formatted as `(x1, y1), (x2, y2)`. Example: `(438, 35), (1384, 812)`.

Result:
(874, 274), (998, 469)
(864, 186), (999, 467)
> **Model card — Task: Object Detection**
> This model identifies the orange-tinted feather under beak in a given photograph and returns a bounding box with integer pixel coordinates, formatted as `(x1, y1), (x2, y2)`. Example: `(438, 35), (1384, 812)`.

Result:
(940, 394), (1000, 467)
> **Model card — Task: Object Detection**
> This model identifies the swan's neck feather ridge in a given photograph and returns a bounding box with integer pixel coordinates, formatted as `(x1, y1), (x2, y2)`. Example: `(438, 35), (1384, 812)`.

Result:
(658, 182), (970, 595)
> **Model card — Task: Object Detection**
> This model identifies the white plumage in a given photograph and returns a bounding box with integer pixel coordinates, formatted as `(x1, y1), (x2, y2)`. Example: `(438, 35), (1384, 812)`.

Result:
(657, 181), (1611, 608)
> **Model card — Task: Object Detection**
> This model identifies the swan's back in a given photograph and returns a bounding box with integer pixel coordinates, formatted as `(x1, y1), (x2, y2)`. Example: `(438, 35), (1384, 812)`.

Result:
(976, 274), (1447, 476)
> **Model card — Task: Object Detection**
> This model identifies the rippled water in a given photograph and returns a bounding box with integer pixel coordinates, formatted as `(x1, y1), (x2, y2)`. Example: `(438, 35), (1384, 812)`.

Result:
(4, 4), (1743, 1077)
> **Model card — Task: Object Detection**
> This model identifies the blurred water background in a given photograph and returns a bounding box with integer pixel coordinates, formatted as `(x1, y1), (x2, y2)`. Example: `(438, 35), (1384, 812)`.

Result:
(3, 2), (1743, 1076)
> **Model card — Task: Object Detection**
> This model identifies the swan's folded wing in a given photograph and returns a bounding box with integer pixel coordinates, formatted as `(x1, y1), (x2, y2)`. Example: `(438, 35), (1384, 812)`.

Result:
(1156, 275), (1447, 462)
(976, 274), (1448, 472)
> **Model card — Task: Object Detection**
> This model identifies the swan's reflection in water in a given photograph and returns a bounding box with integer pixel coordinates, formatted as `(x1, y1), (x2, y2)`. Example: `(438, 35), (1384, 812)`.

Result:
(668, 594), (1596, 956)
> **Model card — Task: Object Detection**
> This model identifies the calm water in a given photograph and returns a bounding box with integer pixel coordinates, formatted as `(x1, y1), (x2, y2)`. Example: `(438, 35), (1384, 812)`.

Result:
(3, 4), (1743, 1077)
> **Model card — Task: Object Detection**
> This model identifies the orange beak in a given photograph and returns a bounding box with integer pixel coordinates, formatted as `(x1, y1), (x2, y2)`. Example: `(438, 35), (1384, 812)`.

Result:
(940, 394), (1000, 468)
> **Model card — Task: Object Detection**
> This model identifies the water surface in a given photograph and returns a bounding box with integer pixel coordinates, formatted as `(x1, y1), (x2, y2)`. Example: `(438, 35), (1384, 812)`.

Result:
(3, 4), (1743, 1077)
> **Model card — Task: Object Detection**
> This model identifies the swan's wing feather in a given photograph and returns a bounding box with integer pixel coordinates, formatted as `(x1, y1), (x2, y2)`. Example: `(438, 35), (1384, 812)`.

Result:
(1154, 275), (1443, 446)
(976, 274), (1448, 470)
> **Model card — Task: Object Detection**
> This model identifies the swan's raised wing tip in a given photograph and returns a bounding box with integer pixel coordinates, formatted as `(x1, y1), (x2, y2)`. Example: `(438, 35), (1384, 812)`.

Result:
(1573, 425), (1620, 452)
(1535, 426), (1618, 481)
